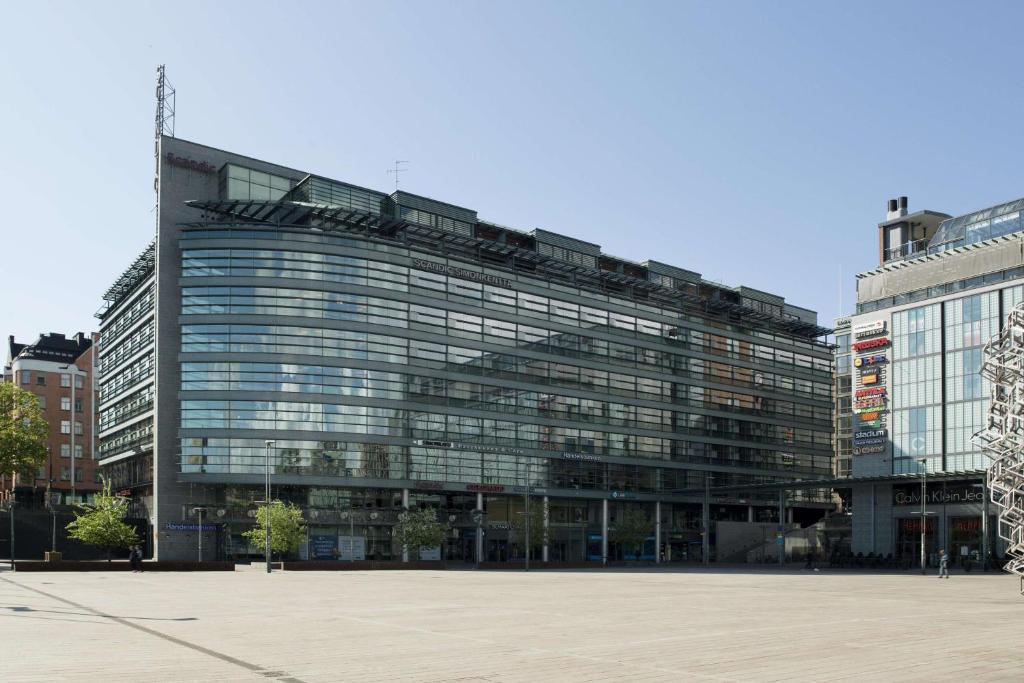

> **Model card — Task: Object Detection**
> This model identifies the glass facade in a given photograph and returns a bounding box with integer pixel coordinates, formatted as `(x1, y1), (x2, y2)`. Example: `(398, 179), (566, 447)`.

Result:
(171, 224), (832, 562)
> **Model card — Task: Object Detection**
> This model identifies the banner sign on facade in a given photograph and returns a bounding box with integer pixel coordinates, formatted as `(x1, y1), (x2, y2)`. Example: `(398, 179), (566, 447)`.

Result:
(853, 320), (886, 338)
(853, 337), (890, 352)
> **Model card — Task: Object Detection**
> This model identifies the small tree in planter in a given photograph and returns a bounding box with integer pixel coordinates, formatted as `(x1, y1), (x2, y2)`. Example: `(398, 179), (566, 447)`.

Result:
(243, 500), (307, 561)
(65, 480), (139, 562)
(611, 508), (652, 561)
(392, 507), (449, 561)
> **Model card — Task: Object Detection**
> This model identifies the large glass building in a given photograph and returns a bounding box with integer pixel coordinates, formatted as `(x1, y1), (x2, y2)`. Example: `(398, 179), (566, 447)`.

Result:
(98, 136), (834, 562)
(848, 196), (1024, 567)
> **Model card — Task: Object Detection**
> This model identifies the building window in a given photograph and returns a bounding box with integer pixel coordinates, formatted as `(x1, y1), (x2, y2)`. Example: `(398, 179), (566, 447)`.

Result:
(20, 371), (30, 385)
(74, 444), (83, 459)
(60, 421), (71, 434)
(61, 444), (70, 458)
(36, 466), (46, 480)
(75, 399), (83, 412)
(61, 397), (71, 411)
(75, 375), (84, 389)
(75, 469), (84, 483)
(74, 421), (83, 435)
(37, 374), (46, 386)
(61, 373), (71, 387)
(60, 466), (70, 481)
(36, 396), (46, 410)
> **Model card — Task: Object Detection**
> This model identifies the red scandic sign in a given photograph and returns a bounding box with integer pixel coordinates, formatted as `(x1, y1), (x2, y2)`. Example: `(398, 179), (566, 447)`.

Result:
(853, 337), (890, 352)
(856, 387), (886, 398)
(165, 152), (218, 174)
(467, 483), (505, 493)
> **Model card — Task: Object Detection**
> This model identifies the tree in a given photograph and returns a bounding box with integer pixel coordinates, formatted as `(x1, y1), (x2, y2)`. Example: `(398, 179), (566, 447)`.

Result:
(511, 498), (547, 559)
(65, 479), (139, 562)
(0, 382), (49, 481)
(392, 507), (449, 561)
(243, 501), (307, 560)
(611, 508), (652, 561)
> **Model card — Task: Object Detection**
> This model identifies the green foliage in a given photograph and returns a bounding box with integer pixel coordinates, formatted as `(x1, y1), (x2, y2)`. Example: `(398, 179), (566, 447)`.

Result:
(392, 507), (449, 560)
(242, 501), (307, 557)
(611, 508), (652, 560)
(0, 382), (49, 479)
(65, 479), (139, 561)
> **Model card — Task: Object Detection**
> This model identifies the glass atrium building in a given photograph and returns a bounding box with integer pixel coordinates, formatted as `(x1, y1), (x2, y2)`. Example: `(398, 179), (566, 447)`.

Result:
(97, 136), (834, 562)
(847, 197), (1024, 567)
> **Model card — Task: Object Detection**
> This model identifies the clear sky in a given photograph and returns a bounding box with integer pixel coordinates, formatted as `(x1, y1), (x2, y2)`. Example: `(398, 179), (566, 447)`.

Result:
(2, 1), (1023, 350)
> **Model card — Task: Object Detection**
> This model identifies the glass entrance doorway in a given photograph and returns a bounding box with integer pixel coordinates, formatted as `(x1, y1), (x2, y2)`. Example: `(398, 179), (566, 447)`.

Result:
(896, 517), (936, 567)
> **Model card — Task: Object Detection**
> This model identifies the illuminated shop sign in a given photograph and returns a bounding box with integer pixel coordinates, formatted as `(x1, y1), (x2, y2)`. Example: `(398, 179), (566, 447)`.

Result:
(858, 412), (880, 421)
(855, 387), (886, 398)
(893, 485), (985, 506)
(853, 320), (886, 338)
(853, 337), (890, 352)
(861, 374), (878, 385)
(854, 355), (888, 367)
(562, 452), (602, 462)
(413, 440), (525, 456)
(854, 429), (887, 440)
(855, 395), (886, 406)
(467, 483), (505, 493)
(412, 258), (513, 289)
(854, 406), (888, 415)
(853, 443), (887, 455)
(853, 436), (886, 446)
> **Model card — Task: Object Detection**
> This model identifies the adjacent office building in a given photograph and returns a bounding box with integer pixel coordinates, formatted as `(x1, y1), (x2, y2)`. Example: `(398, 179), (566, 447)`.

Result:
(98, 135), (834, 562)
(2, 332), (99, 506)
(848, 196), (1024, 565)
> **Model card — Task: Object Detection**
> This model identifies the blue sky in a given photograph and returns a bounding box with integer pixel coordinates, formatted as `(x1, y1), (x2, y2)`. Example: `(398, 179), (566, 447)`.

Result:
(2, 1), (1023, 348)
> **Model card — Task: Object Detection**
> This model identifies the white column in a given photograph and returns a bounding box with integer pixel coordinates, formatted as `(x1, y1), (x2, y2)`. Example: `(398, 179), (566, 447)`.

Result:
(747, 506), (754, 523)
(542, 496), (549, 563)
(601, 499), (609, 565)
(401, 488), (409, 563)
(476, 492), (484, 564)
(654, 501), (661, 564)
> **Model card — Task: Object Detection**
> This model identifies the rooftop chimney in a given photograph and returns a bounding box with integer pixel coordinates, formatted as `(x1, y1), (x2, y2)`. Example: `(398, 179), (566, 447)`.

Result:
(886, 196), (908, 220)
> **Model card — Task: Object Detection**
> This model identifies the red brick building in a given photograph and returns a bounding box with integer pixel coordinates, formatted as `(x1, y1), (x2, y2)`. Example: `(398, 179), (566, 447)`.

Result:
(2, 332), (99, 507)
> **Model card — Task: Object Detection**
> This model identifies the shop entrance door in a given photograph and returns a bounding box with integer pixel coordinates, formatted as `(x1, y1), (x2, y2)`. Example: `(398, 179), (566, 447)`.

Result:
(896, 517), (936, 568)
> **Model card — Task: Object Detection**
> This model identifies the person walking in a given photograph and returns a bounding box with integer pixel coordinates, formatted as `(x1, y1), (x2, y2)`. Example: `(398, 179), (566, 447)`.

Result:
(937, 548), (949, 579)
(129, 545), (143, 573)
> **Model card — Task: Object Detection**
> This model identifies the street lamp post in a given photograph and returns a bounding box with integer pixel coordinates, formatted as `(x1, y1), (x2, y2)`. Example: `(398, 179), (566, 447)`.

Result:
(192, 507), (207, 562)
(6, 499), (15, 567)
(265, 440), (275, 574)
(913, 458), (933, 575)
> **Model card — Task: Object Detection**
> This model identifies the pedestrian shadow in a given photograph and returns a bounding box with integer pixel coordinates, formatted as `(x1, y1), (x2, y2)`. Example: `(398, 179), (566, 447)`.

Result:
(3, 606), (198, 621)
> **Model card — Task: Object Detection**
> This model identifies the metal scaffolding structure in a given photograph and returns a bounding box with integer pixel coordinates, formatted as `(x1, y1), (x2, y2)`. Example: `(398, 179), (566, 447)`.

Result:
(975, 305), (1024, 594)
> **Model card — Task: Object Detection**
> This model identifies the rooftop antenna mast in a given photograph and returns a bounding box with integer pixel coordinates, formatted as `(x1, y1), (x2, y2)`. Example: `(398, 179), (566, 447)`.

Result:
(155, 64), (175, 138)
(154, 65), (176, 235)
(387, 160), (409, 192)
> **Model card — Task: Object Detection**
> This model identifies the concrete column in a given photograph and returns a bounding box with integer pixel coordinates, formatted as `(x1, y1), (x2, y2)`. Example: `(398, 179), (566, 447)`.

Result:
(981, 480), (990, 570)
(476, 492), (484, 565)
(747, 505), (754, 523)
(542, 496), (549, 563)
(778, 489), (785, 566)
(787, 507), (794, 524)
(655, 501), (662, 564)
(702, 476), (710, 566)
(401, 488), (409, 563)
(601, 499), (609, 565)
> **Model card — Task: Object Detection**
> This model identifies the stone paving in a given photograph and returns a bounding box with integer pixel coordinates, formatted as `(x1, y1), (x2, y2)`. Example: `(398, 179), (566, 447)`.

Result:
(0, 565), (1021, 682)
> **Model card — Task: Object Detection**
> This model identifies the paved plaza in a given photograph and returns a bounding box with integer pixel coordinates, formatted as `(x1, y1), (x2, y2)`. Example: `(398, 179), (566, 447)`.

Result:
(0, 566), (1021, 682)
